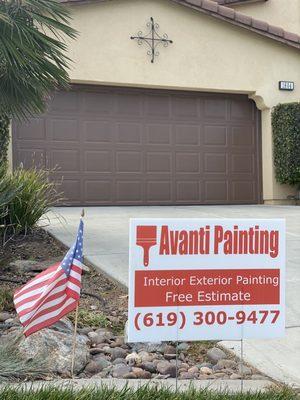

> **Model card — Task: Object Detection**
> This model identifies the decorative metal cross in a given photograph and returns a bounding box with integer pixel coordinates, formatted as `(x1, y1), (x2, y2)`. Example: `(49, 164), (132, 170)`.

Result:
(130, 17), (173, 63)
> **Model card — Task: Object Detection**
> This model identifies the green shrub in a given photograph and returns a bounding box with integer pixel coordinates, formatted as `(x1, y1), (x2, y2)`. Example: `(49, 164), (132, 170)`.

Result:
(0, 116), (10, 168)
(272, 103), (300, 188)
(0, 287), (14, 312)
(69, 309), (109, 329)
(0, 167), (61, 239)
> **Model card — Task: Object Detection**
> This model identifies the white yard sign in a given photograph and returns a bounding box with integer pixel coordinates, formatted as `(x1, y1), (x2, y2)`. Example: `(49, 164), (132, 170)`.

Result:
(128, 219), (285, 342)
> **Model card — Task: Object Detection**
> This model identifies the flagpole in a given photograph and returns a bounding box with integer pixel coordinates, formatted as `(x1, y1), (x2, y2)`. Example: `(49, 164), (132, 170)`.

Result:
(71, 301), (79, 377)
(71, 208), (84, 378)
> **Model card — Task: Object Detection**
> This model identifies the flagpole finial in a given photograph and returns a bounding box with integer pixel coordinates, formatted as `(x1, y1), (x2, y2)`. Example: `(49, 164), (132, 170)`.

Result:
(81, 209), (85, 218)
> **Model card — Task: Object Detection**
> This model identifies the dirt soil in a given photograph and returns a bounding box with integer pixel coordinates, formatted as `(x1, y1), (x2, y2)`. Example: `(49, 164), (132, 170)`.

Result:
(0, 229), (128, 331)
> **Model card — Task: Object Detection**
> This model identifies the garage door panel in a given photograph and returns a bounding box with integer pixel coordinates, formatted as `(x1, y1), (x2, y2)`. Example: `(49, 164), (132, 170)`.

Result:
(117, 123), (142, 144)
(116, 151), (142, 173)
(146, 181), (172, 202)
(84, 180), (112, 203)
(146, 124), (171, 145)
(146, 153), (171, 173)
(231, 154), (254, 174)
(15, 149), (46, 169)
(15, 118), (46, 140)
(204, 181), (228, 203)
(230, 100), (255, 121)
(116, 93), (143, 116)
(52, 149), (80, 173)
(175, 125), (199, 145)
(176, 153), (200, 173)
(145, 95), (170, 118)
(82, 92), (113, 115)
(204, 153), (227, 174)
(203, 125), (227, 146)
(55, 179), (81, 205)
(85, 151), (112, 172)
(116, 181), (143, 203)
(204, 98), (227, 119)
(49, 119), (79, 142)
(171, 96), (199, 118)
(176, 181), (200, 202)
(231, 126), (254, 146)
(13, 87), (261, 205)
(83, 120), (112, 143)
(231, 181), (256, 202)
(49, 92), (79, 113)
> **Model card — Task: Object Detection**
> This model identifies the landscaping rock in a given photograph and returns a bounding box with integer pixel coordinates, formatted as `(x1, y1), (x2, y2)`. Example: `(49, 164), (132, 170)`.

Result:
(84, 361), (103, 375)
(187, 366), (198, 375)
(110, 346), (127, 361)
(125, 352), (141, 365)
(50, 318), (74, 334)
(177, 342), (190, 352)
(112, 364), (132, 378)
(79, 327), (92, 336)
(89, 345), (107, 355)
(11, 327), (90, 375)
(237, 363), (252, 376)
(198, 362), (213, 369)
(164, 353), (176, 360)
(217, 359), (237, 369)
(0, 312), (12, 322)
(112, 358), (127, 365)
(123, 372), (137, 379)
(95, 328), (114, 340)
(154, 374), (170, 379)
(164, 345), (176, 355)
(93, 356), (111, 371)
(200, 366), (213, 375)
(179, 372), (195, 379)
(230, 373), (242, 380)
(207, 347), (227, 364)
(88, 329), (113, 345)
(138, 350), (153, 363)
(251, 374), (266, 380)
(140, 361), (157, 373)
(180, 363), (189, 371)
(156, 361), (177, 377)
(132, 367), (152, 379)
(112, 336), (125, 347)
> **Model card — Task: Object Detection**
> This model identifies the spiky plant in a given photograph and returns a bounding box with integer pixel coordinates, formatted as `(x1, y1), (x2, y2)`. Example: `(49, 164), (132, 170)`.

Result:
(0, 0), (77, 119)
(0, 166), (62, 240)
(0, 335), (49, 382)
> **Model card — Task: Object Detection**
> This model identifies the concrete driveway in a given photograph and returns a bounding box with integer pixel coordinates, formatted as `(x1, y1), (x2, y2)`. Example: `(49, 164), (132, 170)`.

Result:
(45, 205), (300, 388)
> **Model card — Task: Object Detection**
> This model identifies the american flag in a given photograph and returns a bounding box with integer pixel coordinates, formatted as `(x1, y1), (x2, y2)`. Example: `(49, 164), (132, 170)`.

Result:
(14, 219), (84, 337)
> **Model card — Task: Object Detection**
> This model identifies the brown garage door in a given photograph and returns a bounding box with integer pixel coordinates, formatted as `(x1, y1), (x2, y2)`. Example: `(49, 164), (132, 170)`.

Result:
(13, 86), (261, 205)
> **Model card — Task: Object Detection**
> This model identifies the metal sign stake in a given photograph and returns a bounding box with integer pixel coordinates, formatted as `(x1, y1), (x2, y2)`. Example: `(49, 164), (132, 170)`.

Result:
(241, 338), (244, 393)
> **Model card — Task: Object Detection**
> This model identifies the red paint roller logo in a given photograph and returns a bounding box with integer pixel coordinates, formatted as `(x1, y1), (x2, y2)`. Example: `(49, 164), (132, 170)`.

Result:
(136, 225), (157, 267)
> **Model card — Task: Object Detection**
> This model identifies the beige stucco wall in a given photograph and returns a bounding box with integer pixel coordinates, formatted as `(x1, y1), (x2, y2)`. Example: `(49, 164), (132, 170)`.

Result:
(9, 0), (300, 202)
(233, 0), (300, 35)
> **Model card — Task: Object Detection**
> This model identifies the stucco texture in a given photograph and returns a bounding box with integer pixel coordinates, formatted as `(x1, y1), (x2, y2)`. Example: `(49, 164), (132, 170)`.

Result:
(233, 0), (300, 36)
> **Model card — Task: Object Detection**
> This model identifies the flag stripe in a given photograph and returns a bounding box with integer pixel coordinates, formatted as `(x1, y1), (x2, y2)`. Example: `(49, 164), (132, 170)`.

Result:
(14, 270), (65, 305)
(18, 283), (68, 319)
(22, 294), (68, 326)
(24, 299), (77, 337)
(14, 265), (60, 297)
(14, 272), (66, 307)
